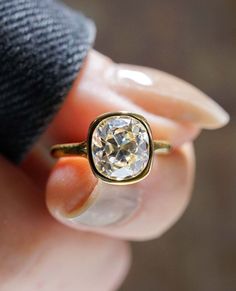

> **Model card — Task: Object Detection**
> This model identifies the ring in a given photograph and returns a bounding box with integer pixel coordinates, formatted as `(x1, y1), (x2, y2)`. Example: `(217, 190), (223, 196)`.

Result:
(50, 112), (172, 185)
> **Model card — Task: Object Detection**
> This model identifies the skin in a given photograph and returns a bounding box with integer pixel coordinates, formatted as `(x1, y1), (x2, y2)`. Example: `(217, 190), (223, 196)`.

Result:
(0, 50), (229, 290)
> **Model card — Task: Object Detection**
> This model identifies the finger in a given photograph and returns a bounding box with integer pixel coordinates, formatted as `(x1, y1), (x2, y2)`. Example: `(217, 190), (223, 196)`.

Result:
(46, 143), (194, 241)
(46, 51), (200, 148)
(50, 81), (199, 146)
(0, 156), (130, 291)
(49, 50), (228, 145)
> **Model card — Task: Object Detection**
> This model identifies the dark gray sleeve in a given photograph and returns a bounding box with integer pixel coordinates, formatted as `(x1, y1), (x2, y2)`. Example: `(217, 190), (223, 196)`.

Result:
(0, 0), (96, 163)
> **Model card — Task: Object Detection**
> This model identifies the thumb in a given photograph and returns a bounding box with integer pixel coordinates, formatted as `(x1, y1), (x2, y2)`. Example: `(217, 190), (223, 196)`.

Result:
(0, 156), (130, 291)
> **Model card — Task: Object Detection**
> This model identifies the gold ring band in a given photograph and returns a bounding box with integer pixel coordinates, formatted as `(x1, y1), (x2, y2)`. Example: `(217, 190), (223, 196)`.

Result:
(51, 140), (171, 159)
(50, 112), (172, 185)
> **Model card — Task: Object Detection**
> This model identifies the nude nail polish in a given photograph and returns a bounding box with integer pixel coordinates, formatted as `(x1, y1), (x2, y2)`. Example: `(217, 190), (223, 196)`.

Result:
(66, 182), (142, 227)
(106, 64), (229, 129)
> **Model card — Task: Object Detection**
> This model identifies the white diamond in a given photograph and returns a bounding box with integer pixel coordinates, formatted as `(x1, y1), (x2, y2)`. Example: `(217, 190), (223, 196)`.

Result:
(91, 115), (150, 181)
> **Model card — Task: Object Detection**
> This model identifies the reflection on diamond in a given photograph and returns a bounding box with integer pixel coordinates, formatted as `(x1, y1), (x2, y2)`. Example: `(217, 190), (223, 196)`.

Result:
(91, 115), (150, 181)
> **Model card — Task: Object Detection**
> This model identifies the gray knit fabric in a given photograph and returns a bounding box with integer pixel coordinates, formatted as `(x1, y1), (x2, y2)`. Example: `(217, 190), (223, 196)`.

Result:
(0, 0), (96, 163)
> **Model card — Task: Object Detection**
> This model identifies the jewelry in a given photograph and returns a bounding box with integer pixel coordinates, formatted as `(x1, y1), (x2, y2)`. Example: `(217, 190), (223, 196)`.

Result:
(50, 112), (171, 185)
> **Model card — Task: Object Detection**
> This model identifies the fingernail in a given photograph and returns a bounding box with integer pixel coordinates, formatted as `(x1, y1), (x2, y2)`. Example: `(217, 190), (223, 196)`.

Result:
(68, 182), (142, 227)
(105, 64), (229, 129)
(46, 158), (142, 228)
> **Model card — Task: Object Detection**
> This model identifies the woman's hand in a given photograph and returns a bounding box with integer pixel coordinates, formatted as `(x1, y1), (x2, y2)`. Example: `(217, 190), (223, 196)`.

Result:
(1, 50), (228, 290)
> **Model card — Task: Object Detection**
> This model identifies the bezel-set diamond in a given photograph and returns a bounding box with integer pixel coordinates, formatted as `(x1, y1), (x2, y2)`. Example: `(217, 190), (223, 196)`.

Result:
(87, 112), (154, 185)
(50, 111), (171, 185)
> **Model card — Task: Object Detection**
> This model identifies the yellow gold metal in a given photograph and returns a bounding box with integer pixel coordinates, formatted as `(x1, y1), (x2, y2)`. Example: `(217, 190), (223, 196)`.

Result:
(51, 141), (87, 158)
(153, 140), (172, 154)
(50, 111), (172, 185)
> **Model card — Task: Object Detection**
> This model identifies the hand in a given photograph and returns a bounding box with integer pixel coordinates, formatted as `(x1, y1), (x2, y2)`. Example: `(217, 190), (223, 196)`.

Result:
(0, 50), (228, 290)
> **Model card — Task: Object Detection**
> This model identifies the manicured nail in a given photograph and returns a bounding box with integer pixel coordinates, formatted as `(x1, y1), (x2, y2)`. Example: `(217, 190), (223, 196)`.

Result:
(68, 181), (142, 227)
(46, 158), (142, 227)
(106, 64), (229, 129)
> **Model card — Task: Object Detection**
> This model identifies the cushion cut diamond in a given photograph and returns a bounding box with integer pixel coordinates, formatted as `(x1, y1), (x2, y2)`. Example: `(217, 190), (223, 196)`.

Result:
(91, 115), (150, 181)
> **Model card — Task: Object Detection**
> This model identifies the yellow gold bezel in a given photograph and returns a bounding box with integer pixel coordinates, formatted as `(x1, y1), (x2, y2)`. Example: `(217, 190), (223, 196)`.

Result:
(87, 111), (154, 185)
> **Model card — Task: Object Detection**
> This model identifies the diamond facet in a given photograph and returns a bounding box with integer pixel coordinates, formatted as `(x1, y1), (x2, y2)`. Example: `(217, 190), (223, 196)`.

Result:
(91, 114), (151, 182)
